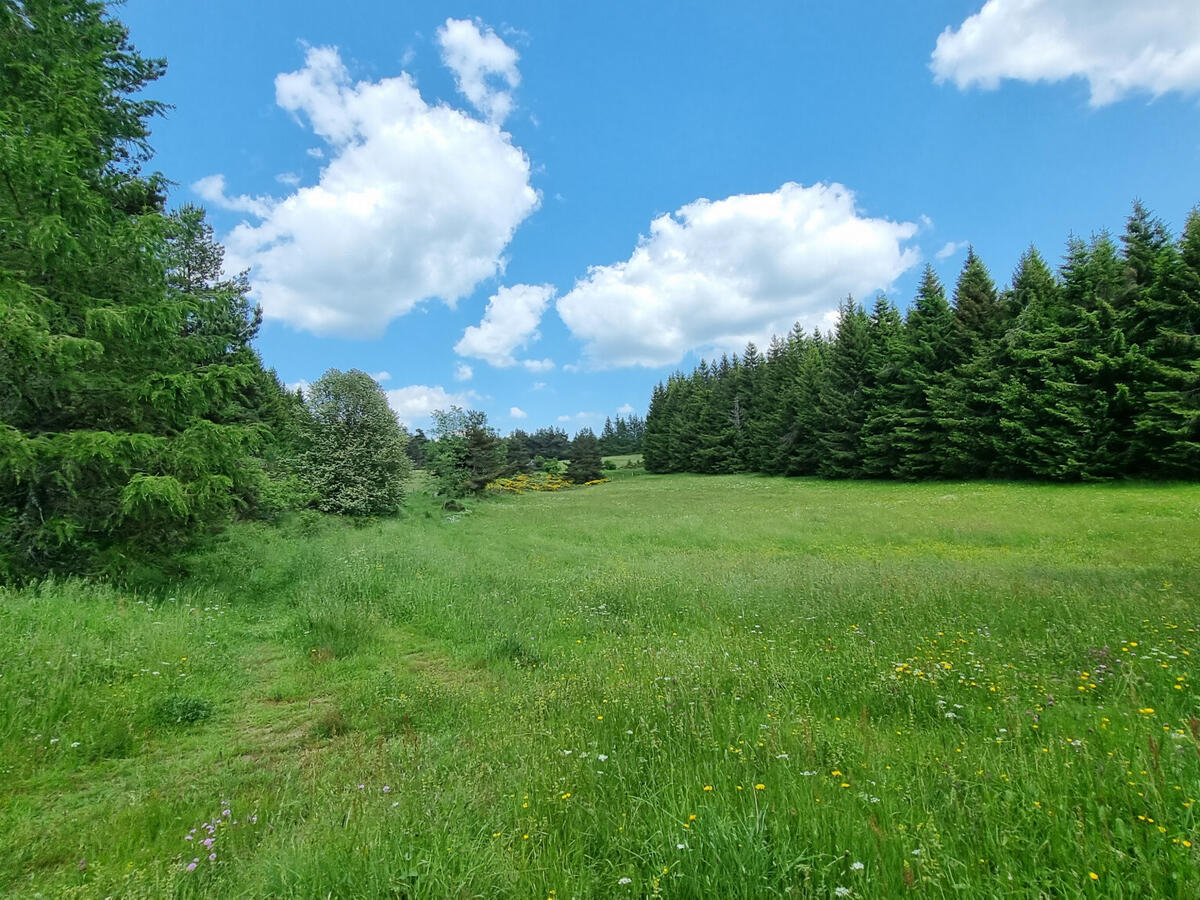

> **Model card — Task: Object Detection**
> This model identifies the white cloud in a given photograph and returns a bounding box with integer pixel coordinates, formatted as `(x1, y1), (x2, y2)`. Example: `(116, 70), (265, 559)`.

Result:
(531, 381), (547, 391)
(556, 182), (920, 368)
(276, 172), (301, 187)
(557, 411), (597, 423)
(935, 240), (968, 260)
(454, 362), (474, 382)
(192, 174), (274, 218)
(306, 147), (324, 159)
(617, 403), (635, 416)
(437, 18), (520, 123)
(208, 45), (538, 337)
(370, 370), (392, 383)
(454, 283), (555, 367)
(522, 357), (555, 372)
(385, 384), (476, 426)
(931, 0), (1200, 106)
(509, 406), (528, 419)
(286, 379), (310, 395)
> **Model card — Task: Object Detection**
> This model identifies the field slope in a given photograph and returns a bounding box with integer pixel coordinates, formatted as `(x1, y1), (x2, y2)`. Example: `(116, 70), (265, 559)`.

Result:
(1, 475), (1198, 897)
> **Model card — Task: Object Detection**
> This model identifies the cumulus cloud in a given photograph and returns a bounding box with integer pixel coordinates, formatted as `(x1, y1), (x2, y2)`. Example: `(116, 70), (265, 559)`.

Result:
(509, 406), (528, 419)
(437, 17), (521, 123)
(936, 240), (969, 260)
(385, 384), (476, 427)
(192, 174), (274, 218)
(523, 358), (555, 372)
(556, 182), (920, 368)
(370, 370), (392, 383)
(204, 44), (538, 337)
(454, 362), (474, 382)
(617, 403), (635, 416)
(454, 283), (555, 367)
(931, 0), (1200, 106)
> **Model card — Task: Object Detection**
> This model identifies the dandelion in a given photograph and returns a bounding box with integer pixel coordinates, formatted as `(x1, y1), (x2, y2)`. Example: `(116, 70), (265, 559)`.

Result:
(755, 783), (765, 790)
(1139, 708), (1155, 715)
(703, 785), (713, 791)
(1090, 872), (1099, 880)
(561, 793), (572, 799)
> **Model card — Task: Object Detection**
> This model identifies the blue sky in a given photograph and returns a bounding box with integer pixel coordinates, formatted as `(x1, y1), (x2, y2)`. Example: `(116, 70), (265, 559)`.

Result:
(122, 0), (1200, 433)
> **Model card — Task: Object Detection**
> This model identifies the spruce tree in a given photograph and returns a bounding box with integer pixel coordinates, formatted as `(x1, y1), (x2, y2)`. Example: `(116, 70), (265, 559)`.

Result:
(0, 0), (264, 576)
(934, 251), (1004, 477)
(816, 298), (873, 478)
(781, 331), (828, 475)
(1134, 207), (1200, 474)
(567, 427), (603, 483)
(858, 295), (907, 477)
(893, 266), (959, 479)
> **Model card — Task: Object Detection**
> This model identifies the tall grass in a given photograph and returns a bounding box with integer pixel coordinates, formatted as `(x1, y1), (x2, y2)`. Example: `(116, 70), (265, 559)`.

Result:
(1, 476), (1197, 897)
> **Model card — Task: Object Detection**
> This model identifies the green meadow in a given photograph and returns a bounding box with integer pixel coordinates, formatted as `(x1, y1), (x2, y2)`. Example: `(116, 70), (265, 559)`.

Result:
(2, 472), (1198, 898)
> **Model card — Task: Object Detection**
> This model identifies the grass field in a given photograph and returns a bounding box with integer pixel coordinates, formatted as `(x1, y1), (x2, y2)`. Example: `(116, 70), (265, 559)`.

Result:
(2, 474), (1198, 898)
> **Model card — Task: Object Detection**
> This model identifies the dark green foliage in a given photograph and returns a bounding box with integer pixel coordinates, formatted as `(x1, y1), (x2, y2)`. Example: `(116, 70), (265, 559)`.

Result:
(505, 429), (534, 472)
(641, 203), (1200, 483)
(405, 428), (429, 469)
(526, 426), (570, 460)
(0, 0), (271, 577)
(1125, 204), (1200, 475)
(152, 695), (213, 727)
(567, 427), (603, 483)
(891, 266), (959, 479)
(427, 407), (506, 496)
(933, 251), (1005, 477)
(816, 298), (874, 478)
(298, 369), (410, 516)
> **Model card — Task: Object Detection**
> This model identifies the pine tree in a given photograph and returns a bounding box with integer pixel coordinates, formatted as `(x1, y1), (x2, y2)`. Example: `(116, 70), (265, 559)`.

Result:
(567, 428), (603, 483)
(0, 0), (264, 576)
(859, 295), (907, 477)
(934, 251), (1005, 477)
(1134, 207), (1200, 474)
(781, 331), (828, 475)
(816, 298), (873, 478)
(893, 266), (959, 479)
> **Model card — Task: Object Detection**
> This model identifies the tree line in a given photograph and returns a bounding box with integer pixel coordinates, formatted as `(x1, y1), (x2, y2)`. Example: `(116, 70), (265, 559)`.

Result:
(644, 206), (1200, 481)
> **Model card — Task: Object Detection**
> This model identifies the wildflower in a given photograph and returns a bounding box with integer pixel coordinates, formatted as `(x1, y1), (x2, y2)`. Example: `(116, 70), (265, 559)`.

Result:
(209, 853), (216, 861)
(703, 785), (713, 791)
(851, 861), (864, 871)
(676, 843), (685, 849)
(688, 814), (697, 821)
(755, 784), (766, 791)
(618, 877), (632, 885)
(561, 793), (572, 799)
(1090, 872), (1099, 880)
(1138, 708), (1155, 715)
(382, 786), (390, 793)
(186, 859), (198, 872)
(598, 754), (608, 761)
(835, 888), (851, 897)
